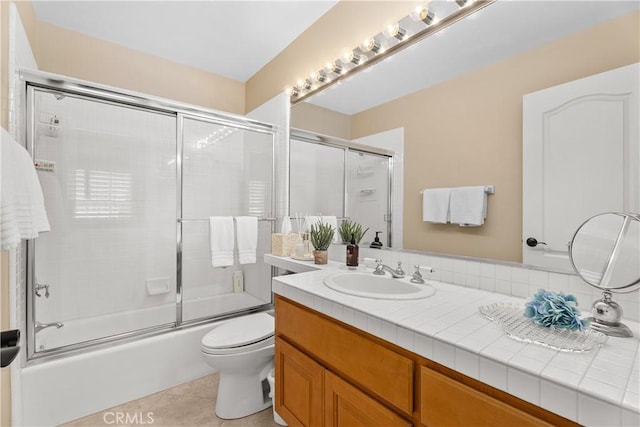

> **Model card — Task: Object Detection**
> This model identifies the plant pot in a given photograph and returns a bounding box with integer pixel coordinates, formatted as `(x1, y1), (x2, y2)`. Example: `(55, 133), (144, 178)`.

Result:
(313, 250), (328, 265)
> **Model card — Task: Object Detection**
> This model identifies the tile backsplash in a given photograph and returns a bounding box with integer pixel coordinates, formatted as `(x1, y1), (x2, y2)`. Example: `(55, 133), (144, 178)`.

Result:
(328, 244), (639, 323)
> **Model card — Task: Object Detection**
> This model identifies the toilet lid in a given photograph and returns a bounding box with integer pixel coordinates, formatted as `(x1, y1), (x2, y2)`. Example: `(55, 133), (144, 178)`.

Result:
(202, 312), (274, 349)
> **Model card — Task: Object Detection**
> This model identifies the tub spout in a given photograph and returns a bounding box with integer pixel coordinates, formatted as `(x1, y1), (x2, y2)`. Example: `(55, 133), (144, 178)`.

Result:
(35, 321), (64, 334)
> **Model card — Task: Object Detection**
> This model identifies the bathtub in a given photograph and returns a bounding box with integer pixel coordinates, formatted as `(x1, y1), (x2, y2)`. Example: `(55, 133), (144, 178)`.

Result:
(20, 293), (271, 426)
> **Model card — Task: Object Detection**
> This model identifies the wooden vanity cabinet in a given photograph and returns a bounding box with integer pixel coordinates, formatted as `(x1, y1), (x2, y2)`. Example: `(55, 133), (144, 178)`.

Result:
(275, 295), (578, 427)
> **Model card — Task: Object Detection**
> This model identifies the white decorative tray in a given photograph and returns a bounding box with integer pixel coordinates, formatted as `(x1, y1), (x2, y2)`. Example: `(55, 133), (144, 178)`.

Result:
(479, 303), (607, 352)
(290, 254), (314, 261)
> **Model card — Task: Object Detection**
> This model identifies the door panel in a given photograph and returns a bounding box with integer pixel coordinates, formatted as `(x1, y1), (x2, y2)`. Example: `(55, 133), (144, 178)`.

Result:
(523, 63), (639, 270)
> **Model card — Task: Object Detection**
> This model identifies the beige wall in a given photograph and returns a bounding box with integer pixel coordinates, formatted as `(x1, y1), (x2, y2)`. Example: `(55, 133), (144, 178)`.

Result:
(36, 22), (245, 115)
(246, 0), (414, 112)
(351, 11), (640, 262)
(291, 102), (350, 139)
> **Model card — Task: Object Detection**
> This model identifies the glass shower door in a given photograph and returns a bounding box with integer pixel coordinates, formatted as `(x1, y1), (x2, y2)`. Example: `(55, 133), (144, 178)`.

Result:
(180, 116), (274, 322)
(346, 150), (392, 247)
(29, 88), (177, 354)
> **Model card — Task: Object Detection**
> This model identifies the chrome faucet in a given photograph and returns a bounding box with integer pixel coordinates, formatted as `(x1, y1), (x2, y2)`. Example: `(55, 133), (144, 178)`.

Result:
(373, 259), (405, 278)
(35, 321), (64, 334)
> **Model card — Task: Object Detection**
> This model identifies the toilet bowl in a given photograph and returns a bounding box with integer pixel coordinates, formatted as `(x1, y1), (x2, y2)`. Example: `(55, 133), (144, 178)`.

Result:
(201, 312), (275, 419)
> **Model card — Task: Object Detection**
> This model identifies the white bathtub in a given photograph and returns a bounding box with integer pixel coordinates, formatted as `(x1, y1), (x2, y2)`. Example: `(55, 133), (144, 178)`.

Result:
(20, 293), (271, 426)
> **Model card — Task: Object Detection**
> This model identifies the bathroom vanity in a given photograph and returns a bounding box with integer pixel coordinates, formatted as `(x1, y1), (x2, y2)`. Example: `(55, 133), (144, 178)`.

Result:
(267, 255), (640, 427)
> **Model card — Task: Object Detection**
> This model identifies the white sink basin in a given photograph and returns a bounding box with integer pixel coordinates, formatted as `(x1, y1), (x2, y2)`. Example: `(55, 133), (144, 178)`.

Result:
(323, 272), (436, 300)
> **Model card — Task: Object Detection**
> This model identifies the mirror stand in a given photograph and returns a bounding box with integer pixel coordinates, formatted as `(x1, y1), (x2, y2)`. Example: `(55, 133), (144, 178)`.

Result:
(586, 291), (633, 338)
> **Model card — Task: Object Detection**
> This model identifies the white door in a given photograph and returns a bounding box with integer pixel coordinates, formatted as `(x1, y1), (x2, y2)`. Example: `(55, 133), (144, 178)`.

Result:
(523, 63), (639, 271)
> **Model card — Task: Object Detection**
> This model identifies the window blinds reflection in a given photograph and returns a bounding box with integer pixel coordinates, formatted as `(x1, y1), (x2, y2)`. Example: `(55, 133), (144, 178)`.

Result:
(72, 169), (134, 220)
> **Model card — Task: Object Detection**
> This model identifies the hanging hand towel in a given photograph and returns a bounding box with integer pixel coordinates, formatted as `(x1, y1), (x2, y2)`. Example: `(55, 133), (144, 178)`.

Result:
(321, 216), (339, 243)
(209, 216), (235, 267)
(236, 216), (258, 265)
(449, 186), (487, 226)
(303, 216), (321, 233)
(1, 128), (50, 251)
(422, 188), (451, 223)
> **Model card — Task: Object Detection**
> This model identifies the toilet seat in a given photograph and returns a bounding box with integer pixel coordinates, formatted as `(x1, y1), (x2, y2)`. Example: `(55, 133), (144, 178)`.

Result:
(201, 312), (274, 355)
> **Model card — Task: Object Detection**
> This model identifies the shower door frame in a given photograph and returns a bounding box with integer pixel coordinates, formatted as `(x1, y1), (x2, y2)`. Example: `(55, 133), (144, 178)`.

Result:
(21, 70), (277, 362)
(289, 128), (394, 247)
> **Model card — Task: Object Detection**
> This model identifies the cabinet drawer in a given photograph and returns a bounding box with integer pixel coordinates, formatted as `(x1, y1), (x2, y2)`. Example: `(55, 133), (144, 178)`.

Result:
(420, 366), (554, 427)
(325, 371), (412, 427)
(276, 296), (413, 415)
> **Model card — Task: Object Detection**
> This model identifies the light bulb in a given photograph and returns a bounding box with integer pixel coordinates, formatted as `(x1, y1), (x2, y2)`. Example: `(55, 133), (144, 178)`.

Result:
(313, 70), (328, 83)
(385, 23), (406, 40)
(327, 61), (343, 74)
(456, 0), (473, 8)
(342, 51), (361, 65)
(360, 38), (382, 54)
(411, 5), (435, 25)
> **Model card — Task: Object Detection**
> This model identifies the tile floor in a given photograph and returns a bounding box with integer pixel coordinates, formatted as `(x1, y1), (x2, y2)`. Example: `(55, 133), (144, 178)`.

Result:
(61, 372), (281, 427)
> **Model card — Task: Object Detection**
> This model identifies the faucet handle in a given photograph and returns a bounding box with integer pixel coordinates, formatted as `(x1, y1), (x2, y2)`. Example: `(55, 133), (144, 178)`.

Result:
(411, 265), (425, 284)
(396, 261), (405, 276)
(373, 258), (385, 275)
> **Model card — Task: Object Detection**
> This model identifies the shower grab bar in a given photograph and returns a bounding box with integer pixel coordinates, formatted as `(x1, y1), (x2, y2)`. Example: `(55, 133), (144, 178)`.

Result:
(178, 217), (276, 223)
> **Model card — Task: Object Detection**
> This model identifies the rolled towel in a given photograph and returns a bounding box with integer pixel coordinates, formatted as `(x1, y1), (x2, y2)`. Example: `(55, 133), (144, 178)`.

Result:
(422, 188), (450, 223)
(209, 217), (234, 268)
(236, 216), (258, 265)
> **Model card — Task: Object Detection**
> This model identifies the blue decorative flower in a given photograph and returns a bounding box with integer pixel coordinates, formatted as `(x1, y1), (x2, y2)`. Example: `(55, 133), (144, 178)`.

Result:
(523, 289), (588, 331)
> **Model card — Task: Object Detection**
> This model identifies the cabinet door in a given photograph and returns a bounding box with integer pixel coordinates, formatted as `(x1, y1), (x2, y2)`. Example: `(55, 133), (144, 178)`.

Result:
(325, 371), (412, 427)
(275, 337), (324, 427)
(420, 367), (553, 427)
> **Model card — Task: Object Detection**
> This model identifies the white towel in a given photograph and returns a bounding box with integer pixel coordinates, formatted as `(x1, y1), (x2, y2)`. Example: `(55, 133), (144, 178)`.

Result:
(321, 216), (338, 243)
(422, 188), (451, 223)
(209, 216), (234, 268)
(1, 128), (50, 251)
(280, 216), (292, 234)
(236, 216), (258, 265)
(303, 215), (321, 232)
(449, 186), (487, 226)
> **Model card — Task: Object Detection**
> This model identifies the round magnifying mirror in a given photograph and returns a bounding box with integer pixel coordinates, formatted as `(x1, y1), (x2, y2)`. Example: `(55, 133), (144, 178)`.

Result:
(569, 212), (640, 337)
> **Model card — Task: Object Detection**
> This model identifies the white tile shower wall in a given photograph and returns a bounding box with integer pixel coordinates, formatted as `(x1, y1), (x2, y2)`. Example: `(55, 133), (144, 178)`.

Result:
(352, 128), (404, 249)
(33, 92), (178, 327)
(357, 247), (639, 322)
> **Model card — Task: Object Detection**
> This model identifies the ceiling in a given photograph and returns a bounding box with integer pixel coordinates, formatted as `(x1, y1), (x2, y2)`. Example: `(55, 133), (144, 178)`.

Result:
(31, 1), (639, 114)
(32, 0), (338, 83)
(305, 0), (640, 115)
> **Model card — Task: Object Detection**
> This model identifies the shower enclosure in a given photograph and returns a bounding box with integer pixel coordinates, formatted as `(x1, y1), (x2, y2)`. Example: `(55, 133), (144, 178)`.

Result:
(23, 72), (276, 359)
(289, 129), (393, 246)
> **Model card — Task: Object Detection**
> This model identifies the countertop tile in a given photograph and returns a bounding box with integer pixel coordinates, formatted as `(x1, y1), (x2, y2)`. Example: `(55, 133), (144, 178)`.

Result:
(268, 256), (640, 425)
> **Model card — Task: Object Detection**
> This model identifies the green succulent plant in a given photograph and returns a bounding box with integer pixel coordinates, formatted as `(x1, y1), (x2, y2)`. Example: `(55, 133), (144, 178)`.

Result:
(310, 221), (335, 251)
(338, 220), (369, 244)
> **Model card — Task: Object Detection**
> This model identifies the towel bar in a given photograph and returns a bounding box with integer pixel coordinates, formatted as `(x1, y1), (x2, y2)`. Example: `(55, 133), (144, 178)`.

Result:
(420, 185), (495, 195)
(178, 217), (276, 223)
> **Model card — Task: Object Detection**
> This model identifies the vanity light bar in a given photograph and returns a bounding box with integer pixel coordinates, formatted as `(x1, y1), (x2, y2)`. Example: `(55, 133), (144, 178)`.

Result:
(288, 0), (496, 104)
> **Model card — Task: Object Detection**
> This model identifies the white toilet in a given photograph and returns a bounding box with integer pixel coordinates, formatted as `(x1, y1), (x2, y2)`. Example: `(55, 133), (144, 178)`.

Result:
(201, 312), (275, 419)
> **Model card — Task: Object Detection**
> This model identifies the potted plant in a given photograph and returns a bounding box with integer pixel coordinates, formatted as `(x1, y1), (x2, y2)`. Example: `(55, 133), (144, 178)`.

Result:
(310, 221), (335, 264)
(338, 220), (369, 245)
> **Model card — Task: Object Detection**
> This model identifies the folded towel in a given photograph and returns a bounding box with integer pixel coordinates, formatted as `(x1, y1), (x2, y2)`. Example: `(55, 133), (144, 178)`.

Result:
(236, 216), (258, 265)
(449, 186), (487, 226)
(1, 128), (50, 251)
(303, 215), (321, 232)
(321, 216), (338, 243)
(422, 188), (451, 223)
(209, 216), (234, 268)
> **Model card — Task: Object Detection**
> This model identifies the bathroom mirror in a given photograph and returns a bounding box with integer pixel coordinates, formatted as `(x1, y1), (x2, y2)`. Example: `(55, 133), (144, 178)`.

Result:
(568, 212), (640, 337)
(290, 0), (640, 269)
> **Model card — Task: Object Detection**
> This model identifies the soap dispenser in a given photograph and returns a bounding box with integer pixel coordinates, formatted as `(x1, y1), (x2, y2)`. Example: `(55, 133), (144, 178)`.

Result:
(346, 233), (359, 267)
(370, 231), (383, 249)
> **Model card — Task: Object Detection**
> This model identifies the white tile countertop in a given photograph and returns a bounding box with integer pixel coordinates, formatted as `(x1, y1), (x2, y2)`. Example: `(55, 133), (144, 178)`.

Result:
(265, 254), (640, 427)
